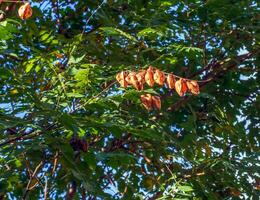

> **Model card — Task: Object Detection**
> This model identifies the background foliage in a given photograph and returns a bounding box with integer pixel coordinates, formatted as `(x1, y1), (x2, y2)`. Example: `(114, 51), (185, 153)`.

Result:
(0, 0), (259, 199)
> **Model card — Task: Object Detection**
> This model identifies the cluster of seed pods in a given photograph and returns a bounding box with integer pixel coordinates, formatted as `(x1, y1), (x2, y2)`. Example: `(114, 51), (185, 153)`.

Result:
(116, 66), (200, 111)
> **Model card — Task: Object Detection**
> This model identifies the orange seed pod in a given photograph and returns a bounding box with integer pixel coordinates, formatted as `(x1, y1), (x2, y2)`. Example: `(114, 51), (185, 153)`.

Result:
(18, 3), (33, 20)
(175, 78), (187, 97)
(145, 66), (155, 87)
(116, 71), (128, 88)
(152, 95), (161, 110)
(166, 74), (176, 89)
(141, 94), (153, 111)
(154, 69), (165, 86)
(186, 80), (200, 95)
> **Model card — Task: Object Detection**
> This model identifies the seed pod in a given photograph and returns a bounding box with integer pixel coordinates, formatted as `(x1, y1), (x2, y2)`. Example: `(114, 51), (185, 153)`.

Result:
(166, 74), (176, 89)
(145, 66), (155, 87)
(175, 78), (187, 97)
(136, 70), (146, 90)
(136, 70), (146, 84)
(152, 95), (161, 110)
(154, 69), (165, 86)
(141, 94), (153, 111)
(18, 3), (33, 20)
(186, 80), (200, 95)
(116, 71), (128, 88)
(126, 72), (141, 90)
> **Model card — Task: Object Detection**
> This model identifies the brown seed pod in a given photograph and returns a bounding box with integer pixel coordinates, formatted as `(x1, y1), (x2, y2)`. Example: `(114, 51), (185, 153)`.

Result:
(136, 70), (146, 90)
(175, 78), (187, 97)
(166, 74), (176, 89)
(136, 70), (146, 84)
(154, 69), (165, 86)
(186, 80), (200, 95)
(145, 66), (155, 87)
(18, 3), (33, 20)
(116, 71), (128, 88)
(126, 72), (142, 90)
(141, 94), (153, 111)
(152, 95), (161, 110)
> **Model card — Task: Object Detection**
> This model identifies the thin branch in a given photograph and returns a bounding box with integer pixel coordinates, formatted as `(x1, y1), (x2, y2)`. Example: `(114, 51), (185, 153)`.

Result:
(80, 0), (107, 40)
(52, 151), (59, 175)
(0, 123), (55, 147)
(44, 176), (48, 200)
(73, 80), (117, 112)
(166, 52), (255, 112)
(22, 161), (44, 200)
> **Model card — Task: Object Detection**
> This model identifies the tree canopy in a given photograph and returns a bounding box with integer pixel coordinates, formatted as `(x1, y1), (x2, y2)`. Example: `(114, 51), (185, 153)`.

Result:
(0, 0), (259, 199)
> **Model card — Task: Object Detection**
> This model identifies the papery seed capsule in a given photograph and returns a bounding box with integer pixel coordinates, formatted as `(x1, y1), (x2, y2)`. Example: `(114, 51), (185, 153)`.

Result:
(166, 74), (176, 89)
(141, 94), (153, 111)
(136, 70), (146, 84)
(116, 72), (122, 83)
(175, 78), (187, 97)
(18, 3), (33, 20)
(125, 72), (136, 84)
(145, 66), (155, 87)
(152, 95), (161, 110)
(130, 75), (140, 90)
(116, 71), (128, 88)
(126, 72), (142, 90)
(136, 70), (146, 90)
(187, 80), (200, 95)
(154, 69), (165, 86)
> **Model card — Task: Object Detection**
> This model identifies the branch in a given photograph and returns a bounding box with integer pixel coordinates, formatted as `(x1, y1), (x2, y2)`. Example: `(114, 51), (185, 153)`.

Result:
(44, 176), (48, 200)
(166, 52), (255, 112)
(0, 123), (55, 147)
(22, 161), (44, 200)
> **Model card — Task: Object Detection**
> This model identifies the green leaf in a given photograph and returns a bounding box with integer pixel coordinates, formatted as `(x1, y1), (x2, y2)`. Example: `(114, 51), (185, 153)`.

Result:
(68, 55), (85, 64)
(137, 27), (163, 37)
(100, 27), (138, 42)
(178, 186), (194, 192)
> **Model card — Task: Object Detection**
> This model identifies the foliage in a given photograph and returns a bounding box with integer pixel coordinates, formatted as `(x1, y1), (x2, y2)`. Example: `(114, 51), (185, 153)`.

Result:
(0, 0), (259, 199)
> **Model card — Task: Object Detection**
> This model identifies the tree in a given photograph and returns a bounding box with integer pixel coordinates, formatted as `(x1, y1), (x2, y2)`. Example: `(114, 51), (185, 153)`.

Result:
(0, 0), (259, 199)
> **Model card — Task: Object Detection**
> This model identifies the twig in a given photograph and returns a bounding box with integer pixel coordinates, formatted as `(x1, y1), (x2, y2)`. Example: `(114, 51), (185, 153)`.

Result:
(22, 161), (44, 200)
(52, 151), (59, 175)
(80, 0), (107, 40)
(166, 52), (255, 112)
(163, 72), (212, 83)
(73, 80), (117, 112)
(0, 123), (55, 147)
(44, 176), (48, 200)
